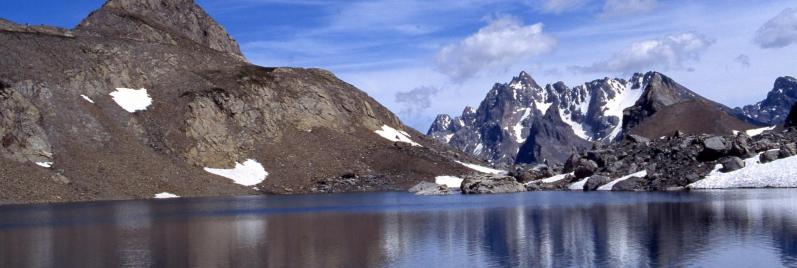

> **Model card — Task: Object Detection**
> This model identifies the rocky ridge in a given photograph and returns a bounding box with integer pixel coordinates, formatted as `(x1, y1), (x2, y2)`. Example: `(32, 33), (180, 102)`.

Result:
(429, 71), (755, 167)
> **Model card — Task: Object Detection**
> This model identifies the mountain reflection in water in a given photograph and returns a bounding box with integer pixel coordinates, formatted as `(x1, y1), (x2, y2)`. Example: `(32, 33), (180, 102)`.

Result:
(1, 190), (796, 267)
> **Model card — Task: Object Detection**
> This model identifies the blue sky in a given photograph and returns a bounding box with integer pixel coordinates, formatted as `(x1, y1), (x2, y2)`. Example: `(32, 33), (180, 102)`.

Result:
(2, 0), (797, 131)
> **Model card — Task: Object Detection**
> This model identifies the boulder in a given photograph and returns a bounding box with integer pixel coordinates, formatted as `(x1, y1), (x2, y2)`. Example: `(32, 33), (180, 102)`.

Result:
(583, 175), (611, 191)
(700, 136), (728, 160)
(562, 153), (580, 173)
(779, 143), (797, 158)
(760, 150), (780, 163)
(729, 134), (753, 157)
(719, 157), (745, 173)
(611, 176), (647, 191)
(573, 159), (599, 179)
(460, 175), (527, 194)
(409, 182), (450, 195)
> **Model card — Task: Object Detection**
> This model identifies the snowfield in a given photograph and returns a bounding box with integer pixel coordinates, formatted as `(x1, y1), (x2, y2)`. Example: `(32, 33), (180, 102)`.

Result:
(204, 159), (268, 186)
(435, 176), (464, 188)
(689, 154), (797, 189)
(597, 170), (648, 191)
(455, 161), (506, 174)
(375, 125), (421, 147)
(154, 192), (179, 199)
(110, 88), (152, 112)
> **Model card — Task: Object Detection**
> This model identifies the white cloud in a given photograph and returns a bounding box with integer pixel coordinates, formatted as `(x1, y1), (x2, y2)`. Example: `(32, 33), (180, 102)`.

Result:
(571, 32), (714, 74)
(435, 16), (557, 82)
(600, 0), (657, 17)
(755, 8), (797, 48)
(735, 54), (751, 68)
(395, 86), (441, 115)
(538, 0), (589, 14)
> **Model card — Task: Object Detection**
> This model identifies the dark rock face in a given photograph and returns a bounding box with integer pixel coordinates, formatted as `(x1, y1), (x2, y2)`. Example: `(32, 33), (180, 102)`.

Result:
(0, 0), (479, 203)
(573, 159), (599, 179)
(515, 106), (591, 166)
(736, 76), (797, 125)
(409, 182), (450, 195)
(779, 143), (796, 158)
(787, 103), (797, 128)
(720, 157), (745, 173)
(460, 174), (527, 194)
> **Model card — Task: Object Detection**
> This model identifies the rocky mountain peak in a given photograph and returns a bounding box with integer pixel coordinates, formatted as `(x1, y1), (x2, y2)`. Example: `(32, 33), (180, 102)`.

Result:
(76, 0), (243, 58)
(736, 75), (797, 125)
(509, 71), (542, 90)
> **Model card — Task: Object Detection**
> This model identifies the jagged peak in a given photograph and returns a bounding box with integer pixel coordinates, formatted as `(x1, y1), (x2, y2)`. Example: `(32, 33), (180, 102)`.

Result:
(463, 106), (477, 116)
(775, 76), (797, 87)
(509, 71), (541, 89)
(77, 0), (243, 58)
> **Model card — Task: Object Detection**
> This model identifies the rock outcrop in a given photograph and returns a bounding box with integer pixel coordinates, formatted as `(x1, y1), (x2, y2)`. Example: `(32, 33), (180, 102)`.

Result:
(460, 174), (527, 194)
(0, 0), (478, 203)
(409, 182), (451, 195)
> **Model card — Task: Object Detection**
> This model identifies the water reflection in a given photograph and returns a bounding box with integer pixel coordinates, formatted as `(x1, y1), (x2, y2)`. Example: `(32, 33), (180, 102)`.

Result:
(1, 190), (796, 267)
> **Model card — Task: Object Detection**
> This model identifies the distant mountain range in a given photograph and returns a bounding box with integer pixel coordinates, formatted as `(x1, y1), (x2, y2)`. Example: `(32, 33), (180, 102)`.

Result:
(428, 71), (795, 167)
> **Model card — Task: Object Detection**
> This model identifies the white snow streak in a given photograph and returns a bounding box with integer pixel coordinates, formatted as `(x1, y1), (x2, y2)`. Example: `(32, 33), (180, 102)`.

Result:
(513, 108), (532, 143)
(689, 154), (797, 189)
(597, 170), (648, 191)
(110, 88), (152, 113)
(375, 125), (422, 147)
(35, 162), (53, 168)
(81, 95), (95, 104)
(569, 177), (589, 190)
(435, 176), (464, 188)
(538, 172), (573, 183)
(154, 192), (179, 199)
(204, 159), (269, 186)
(455, 161), (506, 174)
(603, 80), (645, 140)
(733, 126), (777, 137)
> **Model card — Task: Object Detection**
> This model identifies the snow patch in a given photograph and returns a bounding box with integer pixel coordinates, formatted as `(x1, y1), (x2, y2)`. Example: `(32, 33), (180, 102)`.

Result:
(455, 161), (506, 174)
(603, 80), (645, 140)
(473, 143), (484, 155)
(569, 177), (589, 190)
(513, 108), (532, 143)
(154, 192), (179, 199)
(443, 134), (454, 143)
(375, 125), (421, 147)
(733, 126), (776, 137)
(35, 162), (53, 168)
(81, 95), (95, 104)
(110, 88), (152, 113)
(204, 159), (268, 186)
(535, 172), (573, 183)
(435, 176), (463, 188)
(597, 170), (648, 191)
(689, 154), (797, 189)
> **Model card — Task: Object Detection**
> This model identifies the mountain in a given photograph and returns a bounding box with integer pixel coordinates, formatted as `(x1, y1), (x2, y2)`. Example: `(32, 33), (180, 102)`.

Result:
(0, 0), (478, 203)
(735, 76), (797, 125)
(429, 71), (756, 166)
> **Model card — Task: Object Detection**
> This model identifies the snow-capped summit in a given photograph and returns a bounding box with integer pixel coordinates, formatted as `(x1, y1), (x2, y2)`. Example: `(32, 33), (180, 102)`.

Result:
(429, 71), (754, 167)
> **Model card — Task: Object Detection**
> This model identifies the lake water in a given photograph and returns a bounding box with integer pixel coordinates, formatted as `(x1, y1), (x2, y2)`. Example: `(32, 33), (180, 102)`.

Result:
(1, 189), (797, 267)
